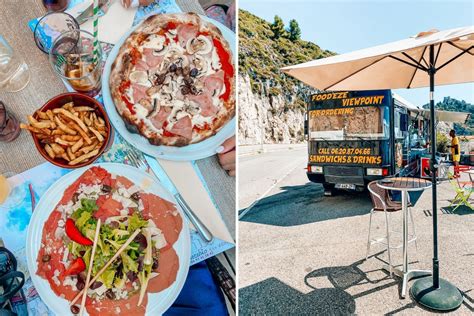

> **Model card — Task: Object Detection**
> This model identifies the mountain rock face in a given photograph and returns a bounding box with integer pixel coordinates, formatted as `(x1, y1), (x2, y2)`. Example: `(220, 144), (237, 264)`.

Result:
(238, 10), (333, 145)
(238, 75), (305, 145)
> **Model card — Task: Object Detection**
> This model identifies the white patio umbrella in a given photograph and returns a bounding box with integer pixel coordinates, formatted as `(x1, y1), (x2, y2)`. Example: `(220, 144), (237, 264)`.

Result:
(282, 26), (473, 311)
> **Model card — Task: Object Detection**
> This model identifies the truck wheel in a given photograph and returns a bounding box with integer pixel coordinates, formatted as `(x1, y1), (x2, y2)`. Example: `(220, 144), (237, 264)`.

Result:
(323, 183), (335, 196)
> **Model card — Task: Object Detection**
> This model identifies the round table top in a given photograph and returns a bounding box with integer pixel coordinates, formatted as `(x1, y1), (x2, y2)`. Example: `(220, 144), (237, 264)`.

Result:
(377, 177), (432, 192)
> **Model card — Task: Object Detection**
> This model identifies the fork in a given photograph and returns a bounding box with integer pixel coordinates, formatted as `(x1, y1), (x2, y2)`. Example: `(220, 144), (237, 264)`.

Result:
(126, 150), (214, 243)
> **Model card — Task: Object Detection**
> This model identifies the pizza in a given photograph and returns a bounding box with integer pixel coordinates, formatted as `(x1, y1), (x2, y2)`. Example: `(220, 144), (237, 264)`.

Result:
(109, 13), (235, 147)
(36, 166), (182, 315)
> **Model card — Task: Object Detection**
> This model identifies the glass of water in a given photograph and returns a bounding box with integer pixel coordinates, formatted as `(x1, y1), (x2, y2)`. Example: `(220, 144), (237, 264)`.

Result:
(0, 36), (30, 92)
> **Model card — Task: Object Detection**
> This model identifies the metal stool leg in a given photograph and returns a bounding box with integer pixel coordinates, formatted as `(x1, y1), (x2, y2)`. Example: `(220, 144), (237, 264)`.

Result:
(366, 208), (374, 260)
(384, 210), (393, 277)
(408, 207), (418, 254)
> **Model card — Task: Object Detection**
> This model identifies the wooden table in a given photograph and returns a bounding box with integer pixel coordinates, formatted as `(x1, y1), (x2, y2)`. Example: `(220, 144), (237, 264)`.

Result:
(0, 0), (234, 259)
(377, 177), (432, 298)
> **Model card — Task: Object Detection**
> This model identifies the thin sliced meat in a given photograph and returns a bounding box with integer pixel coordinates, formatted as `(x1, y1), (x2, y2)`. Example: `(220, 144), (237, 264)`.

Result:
(169, 116), (193, 139)
(187, 93), (218, 117)
(140, 193), (182, 247)
(150, 107), (171, 130)
(86, 293), (146, 316)
(204, 70), (225, 96)
(94, 197), (123, 221)
(113, 175), (134, 189)
(177, 23), (199, 47)
(132, 84), (148, 103)
(143, 48), (164, 68)
(134, 59), (149, 71)
(148, 248), (179, 293)
(59, 167), (110, 205)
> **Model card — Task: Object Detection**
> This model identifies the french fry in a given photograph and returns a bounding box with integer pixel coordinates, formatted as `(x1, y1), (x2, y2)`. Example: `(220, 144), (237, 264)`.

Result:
(60, 135), (81, 142)
(55, 116), (77, 135)
(32, 121), (52, 129)
(20, 123), (44, 134)
(89, 126), (104, 142)
(79, 141), (98, 154)
(69, 149), (99, 166)
(52, 129), (65, 136)
(55, 138), (75, 146)
(53, 108), (88, 132)
(71, 138), (84, 153)
(84, 115), (92, 126)
(37, 111), (48, 120)
(66, 147), (76, 161)
(44, 144), (55, 159)
(63, 102), (74, 110)
(50, 143), (65, 155)
(27, 115), (38, 124)
(70, 121), (92, 144)
(61, 152), (70, 161)
(46, 110), (55, 122)
(73, 106), (94, 112)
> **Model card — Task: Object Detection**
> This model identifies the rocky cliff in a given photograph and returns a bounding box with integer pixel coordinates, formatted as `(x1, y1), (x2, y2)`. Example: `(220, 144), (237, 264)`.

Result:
(238, 75), (306, 145)
(238, 10), (334, 145)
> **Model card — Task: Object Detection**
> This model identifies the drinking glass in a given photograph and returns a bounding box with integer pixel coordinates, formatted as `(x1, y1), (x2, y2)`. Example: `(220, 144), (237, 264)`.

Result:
(0, 172), (26, 210)
(0, 101), (20, 143)
(34, 12), (79, 54)
(42, 0), (70, 12)
(49, 29), (102, 97)
(0, 36), (30, 93)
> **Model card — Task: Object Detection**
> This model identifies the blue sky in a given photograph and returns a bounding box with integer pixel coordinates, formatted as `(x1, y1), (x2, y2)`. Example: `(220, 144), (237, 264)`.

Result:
(239, 0), (474, 107)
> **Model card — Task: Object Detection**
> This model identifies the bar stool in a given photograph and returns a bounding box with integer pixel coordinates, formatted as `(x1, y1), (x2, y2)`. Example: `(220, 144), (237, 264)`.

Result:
(365, 181), (418, 276)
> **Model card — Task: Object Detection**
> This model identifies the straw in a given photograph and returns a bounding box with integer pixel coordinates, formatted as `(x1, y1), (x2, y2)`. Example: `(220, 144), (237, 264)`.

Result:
(92, 0), (100, 64)
(79, 219), (101, 316)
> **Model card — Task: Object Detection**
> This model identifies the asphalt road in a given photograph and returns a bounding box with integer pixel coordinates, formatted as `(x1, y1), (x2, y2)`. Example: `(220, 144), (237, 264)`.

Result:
(238, 149), (474, 315)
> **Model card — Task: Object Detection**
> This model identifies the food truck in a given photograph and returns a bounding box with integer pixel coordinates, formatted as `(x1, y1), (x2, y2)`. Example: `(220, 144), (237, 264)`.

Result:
(305, 90), (470, 195)
(305, 90), (415, 195)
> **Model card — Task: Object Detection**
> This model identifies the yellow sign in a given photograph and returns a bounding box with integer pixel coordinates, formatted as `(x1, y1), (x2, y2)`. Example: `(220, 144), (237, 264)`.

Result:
(311, 92), (349, 101)
(341, 95), (385, 107)
(310, 155), (382, 164)
(310, 108), (354, 117)
(311, 147), (382, 165)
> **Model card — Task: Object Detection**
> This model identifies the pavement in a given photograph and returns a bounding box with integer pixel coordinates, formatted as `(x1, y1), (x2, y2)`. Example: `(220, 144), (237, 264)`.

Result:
(238, 147), (474, 315)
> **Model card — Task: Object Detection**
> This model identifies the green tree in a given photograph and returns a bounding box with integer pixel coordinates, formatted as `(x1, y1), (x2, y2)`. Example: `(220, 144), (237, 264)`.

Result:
(271, 15), (286, 39)
(288, 19), (301, 41)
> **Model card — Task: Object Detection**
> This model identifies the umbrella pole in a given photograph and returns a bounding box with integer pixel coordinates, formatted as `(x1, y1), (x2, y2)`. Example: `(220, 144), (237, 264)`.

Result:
(410, 45), (463, 312)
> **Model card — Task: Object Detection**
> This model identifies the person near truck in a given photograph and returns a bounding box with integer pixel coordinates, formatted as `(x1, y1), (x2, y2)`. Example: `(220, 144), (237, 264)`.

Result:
(448, 129), (461, 178)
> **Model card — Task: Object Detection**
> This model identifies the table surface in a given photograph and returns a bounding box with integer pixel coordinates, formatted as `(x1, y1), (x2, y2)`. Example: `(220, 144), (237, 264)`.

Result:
(0, 0), (234, 238)
(377, 177), (432, 191)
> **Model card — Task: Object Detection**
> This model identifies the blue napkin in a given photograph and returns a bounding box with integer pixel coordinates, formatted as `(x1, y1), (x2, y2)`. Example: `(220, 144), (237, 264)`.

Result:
(165, 262), (228, 316)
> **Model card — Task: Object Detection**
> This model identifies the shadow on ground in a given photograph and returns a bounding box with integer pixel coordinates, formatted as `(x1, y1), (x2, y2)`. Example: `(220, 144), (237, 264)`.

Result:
(239, 182), (373, 227)
(441, 204), (474, 216)
(239, 251), (474, 315)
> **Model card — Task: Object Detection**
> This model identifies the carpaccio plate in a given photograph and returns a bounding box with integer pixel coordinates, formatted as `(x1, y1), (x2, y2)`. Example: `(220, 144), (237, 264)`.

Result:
(101, 14), (236, 161)
(26, 163), (191, 315)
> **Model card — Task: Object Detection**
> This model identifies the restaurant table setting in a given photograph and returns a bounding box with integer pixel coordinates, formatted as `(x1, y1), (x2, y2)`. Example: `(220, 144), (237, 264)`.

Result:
(0, 0), (235, 314)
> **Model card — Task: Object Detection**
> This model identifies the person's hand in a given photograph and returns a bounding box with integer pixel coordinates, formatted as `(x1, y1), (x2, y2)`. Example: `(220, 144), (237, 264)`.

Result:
(217, 136), (235, 176)
(121, 0), (154, 8)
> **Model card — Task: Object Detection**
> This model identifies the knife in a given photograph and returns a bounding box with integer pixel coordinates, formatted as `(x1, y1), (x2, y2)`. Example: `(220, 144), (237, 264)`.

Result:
(144, 158), (214, 243)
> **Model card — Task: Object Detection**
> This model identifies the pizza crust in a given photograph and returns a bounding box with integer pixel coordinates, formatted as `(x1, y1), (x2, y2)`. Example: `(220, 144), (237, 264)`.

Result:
(110, 13), (235, 147)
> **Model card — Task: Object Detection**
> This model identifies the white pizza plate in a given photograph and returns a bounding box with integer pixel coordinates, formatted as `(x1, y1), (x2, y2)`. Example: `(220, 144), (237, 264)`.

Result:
(101, 15), (236, 161)
(26, 163), (191, 316)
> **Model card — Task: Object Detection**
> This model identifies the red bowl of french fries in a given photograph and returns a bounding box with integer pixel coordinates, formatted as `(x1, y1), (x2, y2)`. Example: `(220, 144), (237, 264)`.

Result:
(21, 93), (112, 168)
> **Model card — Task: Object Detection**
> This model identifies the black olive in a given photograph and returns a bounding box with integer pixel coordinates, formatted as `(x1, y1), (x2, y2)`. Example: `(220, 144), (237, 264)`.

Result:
(131, 192), (140, 201)
(181, 86), (190, 95)
(155, 73), (166, 85)
(125, 121), (140, 134)
(190, 68), (198, 77)
(106, 289), (115, 300)
(90, 281), (103, 290)
(126, 271), (137, 282)
(152, 259), (159, 270)
(190, 86), (198, 95)
(183, 77), (193, 86)
(169, 64), (177, 72)
(70, 305), (80, 314)
(42, 255), (51, 262)
(101, 185), (112, 193)
(109, 221), (119, 229)
(79, 250), (86, 257)
(72, 192), (79, 203)
(76, 278), (85, 291)
(134, 233), (147, 251)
